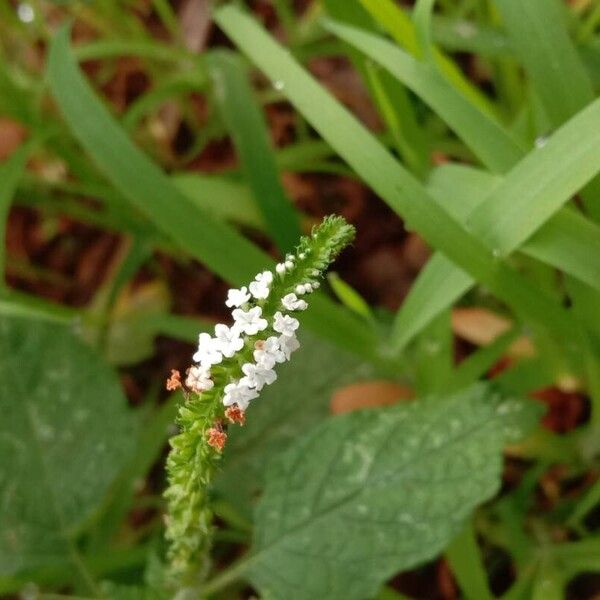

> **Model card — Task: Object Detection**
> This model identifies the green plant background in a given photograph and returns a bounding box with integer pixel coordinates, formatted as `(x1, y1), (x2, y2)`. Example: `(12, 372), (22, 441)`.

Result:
(1, 0), (599, 598)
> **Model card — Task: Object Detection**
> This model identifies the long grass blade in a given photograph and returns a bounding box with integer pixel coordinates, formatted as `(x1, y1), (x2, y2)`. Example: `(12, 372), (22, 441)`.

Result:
(214, 6), (583, 353)
(46, 25), (378, 359)
(208, 50), (301, 252)
(324, 19), (524, 173)
(0, 145), (29, 292)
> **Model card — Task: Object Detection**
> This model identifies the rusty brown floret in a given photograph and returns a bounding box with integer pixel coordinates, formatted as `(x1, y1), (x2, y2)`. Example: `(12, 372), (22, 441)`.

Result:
(206, 427), (227, 452)
(225, 405), (246, 426)
(166, 369), (182, 391)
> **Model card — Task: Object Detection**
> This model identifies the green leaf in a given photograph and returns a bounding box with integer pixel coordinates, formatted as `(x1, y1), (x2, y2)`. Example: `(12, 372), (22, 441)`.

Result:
(449, 327), (519, 391)
(0, 316), (136, 575)
(446, 521), (493, 600)
(322, 0), (429, 177)
(46, 25), (378, 360)
(105, 281), (171, 365)
(47, 25), (267, 286)
(171, 173), (265, 230)
(242, 384), (537, 600)
(324, 18), (524, 173)
(426, 164), (600, 292)
(0, 146), (29, 292)
(208, 50), (301, 252)
(495, 0), (600, 221)
(357, 0), (498, 118)
(327, 273), (373, 321)
(496, 0), (594, 127)
(215, 331), (374, 514)
(390, 98), (600, 351)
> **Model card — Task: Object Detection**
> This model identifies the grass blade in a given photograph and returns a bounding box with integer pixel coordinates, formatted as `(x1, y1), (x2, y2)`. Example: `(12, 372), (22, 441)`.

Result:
(215, 5), (582, 352)
(496, 0), (594, 126)
(46, 25), (378, 359)
(496, 0), (600, 220)
(427, 165), (600, 292)
(446, 520), (494, 600)
(325, 19), (524, 173)
(0, 145), (29, 292)
(390, 98), (600, 351)
(358, 0), (498, 118)
(450, 328), (520, 392)
(48, 25), (268, 285)
(208, 50), (301, 252)
(323, 0), (429, 177)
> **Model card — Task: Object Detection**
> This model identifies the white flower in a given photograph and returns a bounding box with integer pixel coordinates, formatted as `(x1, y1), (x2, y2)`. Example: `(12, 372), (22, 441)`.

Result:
(273, 311), (299, 337)
(232, 306), (268, 335)
(254, 336), (285, 368)
(192, 332), (223, 367)
(275, 262), (286, 275)
(214, 323), (244, 358)
(249, 271), (273, 300)
(186, 365), (214, 393)
(226, 286), (251, 308)
(311, 281), (320, 289)
(295, 284), (306, 295)
(282, 293), (308, 311)
(241, 362), (277, 391)
(249, 280), (270, 300)
(223, 381), (259, 410)
(299, 253), (306, 259)
(285, 260), (294, 270)
(279, 333), (300, 360)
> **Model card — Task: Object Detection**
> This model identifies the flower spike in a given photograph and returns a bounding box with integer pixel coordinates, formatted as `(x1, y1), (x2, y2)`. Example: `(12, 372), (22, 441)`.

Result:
(164, 215), (355, 580)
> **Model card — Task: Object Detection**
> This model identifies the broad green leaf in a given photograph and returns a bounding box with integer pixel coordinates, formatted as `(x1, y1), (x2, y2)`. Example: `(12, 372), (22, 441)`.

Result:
(87, 395), (178, 553)
(242, 384), (539, 600)
(208, 50), (301, 252)
(325, 19), (524, 174)
(46, 25), (378, 360)
(215, 331), (374, 514)
(215, 6), (580, 351)
(0, 146), (29, 292)
(0, 316), (136, 574)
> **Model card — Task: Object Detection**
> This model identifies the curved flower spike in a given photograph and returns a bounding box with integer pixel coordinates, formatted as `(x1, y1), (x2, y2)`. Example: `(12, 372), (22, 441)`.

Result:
(164, 215), (355, 581)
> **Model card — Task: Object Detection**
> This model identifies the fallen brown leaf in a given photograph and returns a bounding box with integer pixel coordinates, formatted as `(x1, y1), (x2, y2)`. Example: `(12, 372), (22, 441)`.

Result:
(451, 307), (535, 358)
(330, 380), (412, 415)
(0, 118), (26, 160)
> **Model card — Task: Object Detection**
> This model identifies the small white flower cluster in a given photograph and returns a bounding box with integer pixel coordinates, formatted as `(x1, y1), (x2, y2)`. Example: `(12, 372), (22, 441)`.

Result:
(187, 258), (312, 412)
